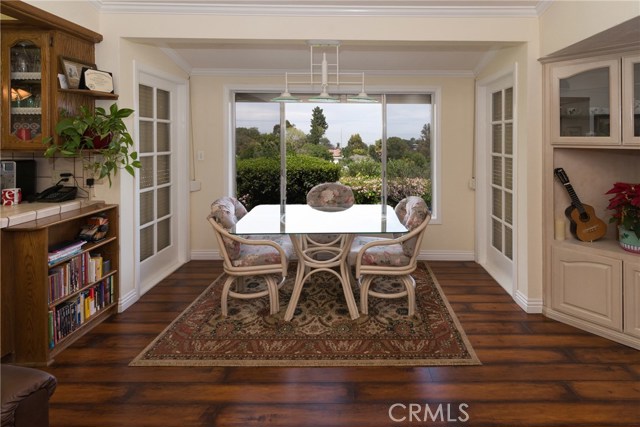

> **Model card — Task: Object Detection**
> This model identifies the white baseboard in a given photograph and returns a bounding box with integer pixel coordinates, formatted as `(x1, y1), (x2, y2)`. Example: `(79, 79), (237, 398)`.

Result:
(514, 290), (543, 314)
(191, 249), (222, 260)
(118, 288), (139, 312)
(192, 249), (474, 262)
(418, 250), (475, 261)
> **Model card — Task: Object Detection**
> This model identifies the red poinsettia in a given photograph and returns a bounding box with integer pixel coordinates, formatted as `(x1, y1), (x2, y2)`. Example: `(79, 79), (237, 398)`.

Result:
(605, 182), (640, 239)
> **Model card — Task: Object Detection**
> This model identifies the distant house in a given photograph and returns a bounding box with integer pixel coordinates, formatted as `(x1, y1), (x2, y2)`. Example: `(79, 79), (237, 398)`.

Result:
(330, 148), (342, 163)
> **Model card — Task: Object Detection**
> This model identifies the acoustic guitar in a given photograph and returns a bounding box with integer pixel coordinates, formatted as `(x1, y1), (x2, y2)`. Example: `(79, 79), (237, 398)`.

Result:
(553, 168), (607, 242)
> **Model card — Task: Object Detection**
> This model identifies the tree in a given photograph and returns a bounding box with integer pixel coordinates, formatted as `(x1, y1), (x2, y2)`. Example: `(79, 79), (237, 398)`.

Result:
(417, 123), (431, 159)
(308, 106), (328, 145)
(342, 133), (368, 158)
(285, 126), (308, 153)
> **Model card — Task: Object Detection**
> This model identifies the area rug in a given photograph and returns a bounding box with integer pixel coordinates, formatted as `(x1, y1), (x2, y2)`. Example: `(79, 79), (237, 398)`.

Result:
(130, 262), (480, 367)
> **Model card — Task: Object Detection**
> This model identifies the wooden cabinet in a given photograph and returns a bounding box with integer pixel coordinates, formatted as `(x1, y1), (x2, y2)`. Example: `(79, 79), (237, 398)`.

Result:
(1, 204), (119, 365)
(1, 25), (117, 151)
(542, 22), (640, 350)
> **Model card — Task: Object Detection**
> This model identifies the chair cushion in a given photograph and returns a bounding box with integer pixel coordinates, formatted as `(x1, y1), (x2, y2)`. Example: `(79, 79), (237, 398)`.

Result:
(307, 182), (355, 210)
(209, 197), (249, 260)
(233, 234), (295, 267)
(394, 196), (430, 257)
(348, 236), (411, 267)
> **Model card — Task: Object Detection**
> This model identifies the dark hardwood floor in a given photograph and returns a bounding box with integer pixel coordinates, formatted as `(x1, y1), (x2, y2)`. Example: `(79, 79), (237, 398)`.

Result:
(41, 260), (640, 426)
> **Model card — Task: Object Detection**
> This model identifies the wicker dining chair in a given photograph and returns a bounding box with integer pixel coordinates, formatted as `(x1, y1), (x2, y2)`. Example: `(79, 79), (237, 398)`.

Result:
(348, 196), (431, 316)
(207, 197), (294, 316)
(305, 182), (355, 251)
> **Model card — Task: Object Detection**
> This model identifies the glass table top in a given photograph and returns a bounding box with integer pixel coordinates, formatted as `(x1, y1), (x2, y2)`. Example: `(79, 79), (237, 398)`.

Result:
(232, 204), (408, 235)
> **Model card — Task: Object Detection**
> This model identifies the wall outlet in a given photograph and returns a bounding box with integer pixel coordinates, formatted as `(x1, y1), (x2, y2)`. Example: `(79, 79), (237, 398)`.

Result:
(52, 170), (72, 184)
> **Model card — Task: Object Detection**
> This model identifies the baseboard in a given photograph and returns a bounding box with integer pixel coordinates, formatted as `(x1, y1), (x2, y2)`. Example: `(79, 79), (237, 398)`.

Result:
(119, 288), (139, 312)
(191, 249), (222, 260)
(192, 249), (475, 262)
(514, 290), (543, 314)
(419, 250), (475, 261)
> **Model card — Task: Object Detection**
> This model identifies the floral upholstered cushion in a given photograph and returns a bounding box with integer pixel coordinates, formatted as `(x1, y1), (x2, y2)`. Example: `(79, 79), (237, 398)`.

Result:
(348, 236), (412, 267)
(306, 182), (355, 211)
(394, 196), (430, 257)
(232, 234), (295, 267)
(209, 197), (249, 260)
(209, 197), (295, 264)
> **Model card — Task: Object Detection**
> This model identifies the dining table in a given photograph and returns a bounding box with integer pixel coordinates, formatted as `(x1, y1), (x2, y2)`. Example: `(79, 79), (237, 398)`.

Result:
(231, 204), (408, 321)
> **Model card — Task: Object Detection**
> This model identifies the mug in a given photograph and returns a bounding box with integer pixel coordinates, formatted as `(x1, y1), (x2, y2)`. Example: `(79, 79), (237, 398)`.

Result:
(2, 188), (22, 205)
(16, 128), (31, 141)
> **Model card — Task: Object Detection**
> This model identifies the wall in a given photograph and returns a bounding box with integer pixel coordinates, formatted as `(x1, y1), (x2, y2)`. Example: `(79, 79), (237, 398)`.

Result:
(539, 1), (640, 57)
(188, 73), (477, 259)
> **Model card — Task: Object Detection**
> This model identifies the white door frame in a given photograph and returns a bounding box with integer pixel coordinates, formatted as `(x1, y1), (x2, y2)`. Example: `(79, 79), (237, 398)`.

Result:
(133, 62), (190, 296)
(475, 65), (518, 296)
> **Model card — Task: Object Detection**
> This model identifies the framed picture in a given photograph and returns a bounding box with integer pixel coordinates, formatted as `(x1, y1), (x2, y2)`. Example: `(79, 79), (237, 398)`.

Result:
(60, 57), (96, 89)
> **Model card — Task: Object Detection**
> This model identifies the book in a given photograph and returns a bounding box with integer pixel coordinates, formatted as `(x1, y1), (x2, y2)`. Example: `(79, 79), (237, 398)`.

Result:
(48, 240), (87, 265)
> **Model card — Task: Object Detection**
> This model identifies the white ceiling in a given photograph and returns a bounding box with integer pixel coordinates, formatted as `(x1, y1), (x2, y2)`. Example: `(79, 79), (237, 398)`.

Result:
(99, 0), (548, 74)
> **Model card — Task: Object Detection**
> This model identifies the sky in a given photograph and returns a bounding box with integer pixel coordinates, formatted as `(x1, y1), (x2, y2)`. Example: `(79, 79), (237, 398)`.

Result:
(236, 102), (431, 147)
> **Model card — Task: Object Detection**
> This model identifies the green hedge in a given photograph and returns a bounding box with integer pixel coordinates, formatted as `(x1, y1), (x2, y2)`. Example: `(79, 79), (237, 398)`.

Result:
(237, 155), (340, 209)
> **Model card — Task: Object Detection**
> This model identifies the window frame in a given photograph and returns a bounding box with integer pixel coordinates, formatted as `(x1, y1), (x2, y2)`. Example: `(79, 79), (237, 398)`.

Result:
(225, 84), (441, 223)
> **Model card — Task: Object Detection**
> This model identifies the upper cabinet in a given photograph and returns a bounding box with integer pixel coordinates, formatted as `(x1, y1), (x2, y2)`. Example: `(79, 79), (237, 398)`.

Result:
(1, 30), (50, 150)
(622, 54), (640, 145)
(548, 51), (640, 147)
(0, 0), (117, 152)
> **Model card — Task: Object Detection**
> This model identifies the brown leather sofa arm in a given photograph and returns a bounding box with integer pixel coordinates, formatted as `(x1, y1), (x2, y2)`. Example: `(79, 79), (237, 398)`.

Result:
(1, 364), (57, 427)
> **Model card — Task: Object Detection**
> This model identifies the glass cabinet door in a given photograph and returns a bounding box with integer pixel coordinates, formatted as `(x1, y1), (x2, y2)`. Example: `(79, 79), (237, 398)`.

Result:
(1, 31), (49, 150)
(550, 58), (620, 145)
(622, 54), (640, 145)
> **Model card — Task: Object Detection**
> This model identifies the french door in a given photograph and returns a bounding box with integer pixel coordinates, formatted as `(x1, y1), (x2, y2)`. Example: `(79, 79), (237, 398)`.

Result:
(136, 71), (186, 294)
(477, 73), (516, 294)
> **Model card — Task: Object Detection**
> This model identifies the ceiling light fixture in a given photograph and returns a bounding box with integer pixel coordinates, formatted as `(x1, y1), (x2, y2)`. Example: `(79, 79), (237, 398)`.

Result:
(272, 40), (377, 104)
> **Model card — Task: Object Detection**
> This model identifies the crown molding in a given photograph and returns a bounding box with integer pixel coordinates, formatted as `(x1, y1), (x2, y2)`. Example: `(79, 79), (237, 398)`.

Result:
(90, 1), (543, 17)
(189, 67), (475, 77)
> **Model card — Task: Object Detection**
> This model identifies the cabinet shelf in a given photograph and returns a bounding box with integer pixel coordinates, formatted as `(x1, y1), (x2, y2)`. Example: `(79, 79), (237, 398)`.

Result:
(11, 107), (42, 115)
(11, 71), (41, 80)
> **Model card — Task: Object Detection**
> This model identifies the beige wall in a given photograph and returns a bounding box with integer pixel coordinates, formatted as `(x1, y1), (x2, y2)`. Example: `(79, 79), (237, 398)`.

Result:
(188, 74), (477, 257)
(539, 1), (640, 57)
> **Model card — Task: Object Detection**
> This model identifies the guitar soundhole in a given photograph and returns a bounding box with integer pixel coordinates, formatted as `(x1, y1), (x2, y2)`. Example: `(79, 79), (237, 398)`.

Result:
(579, 212), (590, 222)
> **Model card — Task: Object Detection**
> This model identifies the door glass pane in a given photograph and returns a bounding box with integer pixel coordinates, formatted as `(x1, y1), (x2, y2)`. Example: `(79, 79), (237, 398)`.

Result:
(10, 40), (42, 142)
(634, 62), (640, 137)
(492, 156), (502, 186)
(505, 192), (513, 225)
(157, 186), (170, 218)
(504, 226), (513, 260)
(492, 218), (502, 251)
(139, 85), (154, 118)
(140, 191), (154, 225)
(157, 123), (170, 152)
(140, 156), (154, 189)
(492, 187), (502, 219)
(492, 91), (502, 121)
(157, 155), (170, 185)
(505, 123), (513, 155)
(140, 225), (154, 261)
(139, 121), (154, 153)
(492, 124), (502, 153)
(157, 218), (171, 251)
(505, 157), (513, 190)
(157, 89), (170, 120)
(559, 67), (609, 137)
(504, 88), (513, 120)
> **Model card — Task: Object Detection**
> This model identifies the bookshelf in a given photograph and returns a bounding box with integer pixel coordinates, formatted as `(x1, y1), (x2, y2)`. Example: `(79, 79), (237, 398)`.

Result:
(1, 203), (119, 365)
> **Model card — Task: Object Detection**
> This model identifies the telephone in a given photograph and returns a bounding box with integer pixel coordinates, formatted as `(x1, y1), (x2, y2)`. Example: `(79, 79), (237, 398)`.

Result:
(32, 185), (77, 202)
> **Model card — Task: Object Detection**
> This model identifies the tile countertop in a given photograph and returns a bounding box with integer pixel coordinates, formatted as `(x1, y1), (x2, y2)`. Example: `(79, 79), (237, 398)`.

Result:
(0, 199), (104, 228)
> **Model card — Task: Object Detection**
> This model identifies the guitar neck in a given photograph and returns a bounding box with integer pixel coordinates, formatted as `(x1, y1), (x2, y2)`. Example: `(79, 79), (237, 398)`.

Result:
(563, 183), (586, 213)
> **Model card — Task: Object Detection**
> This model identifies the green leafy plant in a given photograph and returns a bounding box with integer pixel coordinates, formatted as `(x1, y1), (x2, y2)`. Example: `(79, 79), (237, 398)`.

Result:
(605, 182), (640, 239)
(44, 103), (141, 186)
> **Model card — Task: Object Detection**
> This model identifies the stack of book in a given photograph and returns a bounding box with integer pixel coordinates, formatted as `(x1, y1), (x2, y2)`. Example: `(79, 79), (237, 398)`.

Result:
(47, 240), (87, 266)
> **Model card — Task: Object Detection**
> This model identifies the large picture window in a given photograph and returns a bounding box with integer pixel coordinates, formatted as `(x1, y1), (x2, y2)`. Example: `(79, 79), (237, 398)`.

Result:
(233, 91), (436, 215)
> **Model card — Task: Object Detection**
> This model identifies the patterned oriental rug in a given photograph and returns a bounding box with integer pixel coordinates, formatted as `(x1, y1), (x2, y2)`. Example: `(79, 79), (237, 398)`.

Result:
(130, 263), (480, 367)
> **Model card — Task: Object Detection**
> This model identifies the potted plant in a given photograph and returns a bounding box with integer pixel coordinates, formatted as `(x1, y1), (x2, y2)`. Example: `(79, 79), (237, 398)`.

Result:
(605, 182), (640, 253)
(44, 103), (141, 186)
